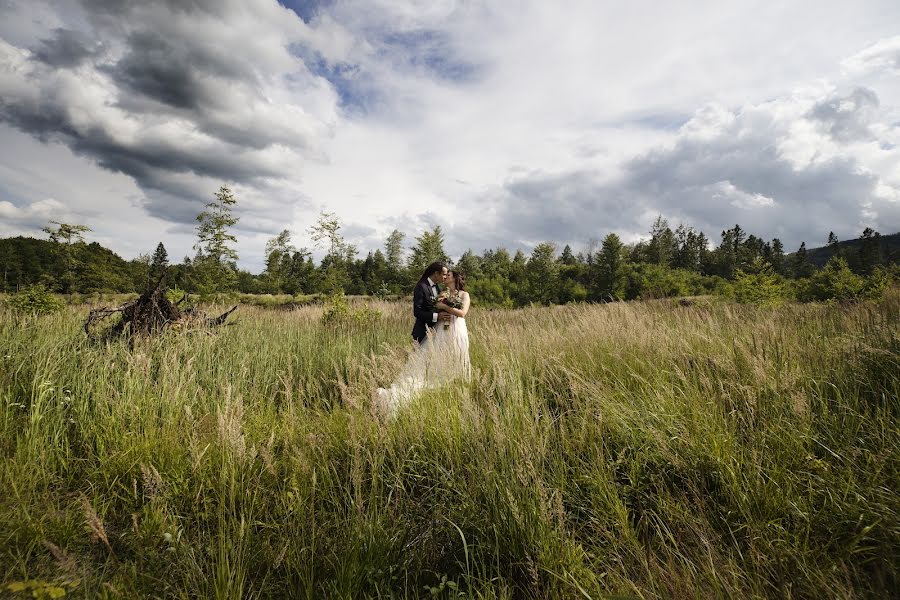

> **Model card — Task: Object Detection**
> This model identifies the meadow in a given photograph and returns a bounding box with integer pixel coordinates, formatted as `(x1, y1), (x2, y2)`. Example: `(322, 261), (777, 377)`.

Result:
(0, 294), (897, 598)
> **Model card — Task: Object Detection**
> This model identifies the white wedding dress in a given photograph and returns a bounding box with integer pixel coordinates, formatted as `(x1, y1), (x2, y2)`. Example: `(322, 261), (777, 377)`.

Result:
(374, 311), (471, 417)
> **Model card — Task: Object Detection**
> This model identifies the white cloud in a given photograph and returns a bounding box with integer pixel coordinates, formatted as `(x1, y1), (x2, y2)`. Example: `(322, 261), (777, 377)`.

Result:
(708, 181), (776, 210)
(842, 35), (900, 76)
(0, 0), (899, 269)
(0, 198), (70, 232)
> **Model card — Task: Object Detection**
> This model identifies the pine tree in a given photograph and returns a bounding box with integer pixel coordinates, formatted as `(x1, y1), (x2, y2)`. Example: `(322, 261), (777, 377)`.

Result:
(409, 226), (449, 273)
(558, 244), (577, 265)
(790, 242), (815, 278)
(769, 238), (785, 274)
(456, 249), (483, 279)
(150, 242), (169, 286)
(856, 227), (881, 276)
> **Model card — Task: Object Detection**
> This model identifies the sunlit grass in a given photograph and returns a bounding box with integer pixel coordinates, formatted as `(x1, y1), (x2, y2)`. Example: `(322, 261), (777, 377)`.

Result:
(1, 293), (898, 598)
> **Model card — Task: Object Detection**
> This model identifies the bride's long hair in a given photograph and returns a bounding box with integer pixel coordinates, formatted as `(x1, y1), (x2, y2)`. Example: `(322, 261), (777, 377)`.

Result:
(450, 270), (466, 291)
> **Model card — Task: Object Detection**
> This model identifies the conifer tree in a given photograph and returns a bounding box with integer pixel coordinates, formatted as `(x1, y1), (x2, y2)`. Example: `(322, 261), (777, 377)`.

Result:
(150, 242), (169, 285)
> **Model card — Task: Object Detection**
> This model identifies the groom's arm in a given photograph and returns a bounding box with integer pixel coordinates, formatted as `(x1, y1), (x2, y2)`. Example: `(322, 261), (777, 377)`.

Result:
(412, 283), (438, 323)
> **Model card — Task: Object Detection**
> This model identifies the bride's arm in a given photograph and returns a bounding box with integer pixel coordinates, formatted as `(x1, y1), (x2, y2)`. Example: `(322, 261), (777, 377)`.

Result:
(435, 292), (470, 317)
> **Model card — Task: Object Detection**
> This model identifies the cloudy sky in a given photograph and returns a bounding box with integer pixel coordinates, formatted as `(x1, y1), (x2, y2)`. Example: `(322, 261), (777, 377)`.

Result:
(1, 0), (898, 270)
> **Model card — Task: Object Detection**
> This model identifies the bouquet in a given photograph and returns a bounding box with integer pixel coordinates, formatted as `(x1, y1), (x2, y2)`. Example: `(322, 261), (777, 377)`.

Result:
(436, 291), (463, 330)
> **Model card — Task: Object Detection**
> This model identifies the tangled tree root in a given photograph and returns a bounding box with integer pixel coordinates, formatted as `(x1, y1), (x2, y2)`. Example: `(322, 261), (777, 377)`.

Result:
(84, 282), (237, 341)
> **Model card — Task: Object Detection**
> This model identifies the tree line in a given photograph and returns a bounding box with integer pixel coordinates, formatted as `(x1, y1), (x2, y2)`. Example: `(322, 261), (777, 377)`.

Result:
(1, 185), (897, 305)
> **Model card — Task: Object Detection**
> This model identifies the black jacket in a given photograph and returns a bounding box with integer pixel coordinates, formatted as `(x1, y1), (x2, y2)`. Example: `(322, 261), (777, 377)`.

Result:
(411, 278), (439, 343)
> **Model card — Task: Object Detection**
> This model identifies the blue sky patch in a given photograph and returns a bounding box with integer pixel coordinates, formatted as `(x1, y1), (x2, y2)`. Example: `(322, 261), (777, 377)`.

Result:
(379, 29), (480, 83)
(277, 0), (331, 24)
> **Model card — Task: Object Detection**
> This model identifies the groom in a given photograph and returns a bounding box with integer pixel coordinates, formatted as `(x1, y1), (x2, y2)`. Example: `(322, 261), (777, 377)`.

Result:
(411, 261), (450, 344)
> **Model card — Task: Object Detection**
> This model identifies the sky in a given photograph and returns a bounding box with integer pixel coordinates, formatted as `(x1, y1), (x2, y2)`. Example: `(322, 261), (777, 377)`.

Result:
(0, 0), (898, 271)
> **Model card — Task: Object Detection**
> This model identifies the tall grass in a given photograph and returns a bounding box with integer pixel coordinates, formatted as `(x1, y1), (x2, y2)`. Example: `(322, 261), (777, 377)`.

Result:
(1, 293), (897, 598)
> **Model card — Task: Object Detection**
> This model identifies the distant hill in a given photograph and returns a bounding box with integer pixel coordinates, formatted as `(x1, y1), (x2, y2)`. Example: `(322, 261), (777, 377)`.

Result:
(800, 232), (900, 268)
(0, 236), (139, 293)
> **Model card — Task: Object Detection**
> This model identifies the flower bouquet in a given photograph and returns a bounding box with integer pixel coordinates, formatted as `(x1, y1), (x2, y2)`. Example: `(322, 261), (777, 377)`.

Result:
(436, 291), (463, 330)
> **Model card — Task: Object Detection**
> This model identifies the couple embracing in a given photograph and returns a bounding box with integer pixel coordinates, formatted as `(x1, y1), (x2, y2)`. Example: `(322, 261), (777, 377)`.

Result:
(374, 262), (472, 416)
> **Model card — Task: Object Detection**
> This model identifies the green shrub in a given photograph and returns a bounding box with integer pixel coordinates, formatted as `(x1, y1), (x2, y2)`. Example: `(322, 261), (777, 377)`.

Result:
(468, 276), (513, 308)
(374, 281), (391, 300)
(732, 260), (791, 305)
(799, 257), (866, 302)
(321, 292), (382, 326)
(5, 285), (65, 315)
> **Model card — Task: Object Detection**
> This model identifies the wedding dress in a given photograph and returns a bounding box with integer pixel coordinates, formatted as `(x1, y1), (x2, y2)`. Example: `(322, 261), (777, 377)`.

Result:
(374, 314), (470, 417)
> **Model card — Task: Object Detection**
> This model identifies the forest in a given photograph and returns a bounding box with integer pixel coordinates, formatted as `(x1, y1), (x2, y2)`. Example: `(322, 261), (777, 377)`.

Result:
(1, 186), (898, 306)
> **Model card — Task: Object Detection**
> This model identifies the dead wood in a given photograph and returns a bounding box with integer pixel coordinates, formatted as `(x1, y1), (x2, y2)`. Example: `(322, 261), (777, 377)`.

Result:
(84, 282), (237, 340)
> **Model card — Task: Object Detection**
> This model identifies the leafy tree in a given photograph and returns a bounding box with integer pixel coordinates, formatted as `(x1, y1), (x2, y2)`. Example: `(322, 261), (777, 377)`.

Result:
(526, 242), (559, 305)
(481, 248), (512, 279)
(285, 248), (315, 294)
(42, 221), (91, 246)
(194, 185), (239, 292)
(646, 216), (677, 267)
(42, 221), (92, 293)
(264, 229), (295, 293)
(309, 212), (356, 293)
(508, 249), (528, 303)
(595, 233), (626, 300)
(131, 253), (152, 292)
(383, 229), (405, 288)
(358, 250), (388, 294)
(310, 212), (353, 259)
(468, 276), (513, 307)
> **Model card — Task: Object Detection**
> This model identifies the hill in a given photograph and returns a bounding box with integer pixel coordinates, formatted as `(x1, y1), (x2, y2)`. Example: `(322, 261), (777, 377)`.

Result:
(0, 236), (139, 293)
(802, 232), (900, 267)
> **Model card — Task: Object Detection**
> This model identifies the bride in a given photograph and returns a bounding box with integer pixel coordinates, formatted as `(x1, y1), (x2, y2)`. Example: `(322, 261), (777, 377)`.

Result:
(374, 269), (471, 417)
(431, 269), (471, 381)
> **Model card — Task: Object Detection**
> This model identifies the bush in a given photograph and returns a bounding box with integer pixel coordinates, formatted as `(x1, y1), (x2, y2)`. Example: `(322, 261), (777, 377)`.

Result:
(321, 292), (381, 327)
(374, 281), (392, 300)
(468, 276), (514, 308)
(5, 285), (65, 315)
(732, 261), (791, 305)
(624, 264), (694, 300)
(861, 266), (893, 300)
(799, 257), (866, 302)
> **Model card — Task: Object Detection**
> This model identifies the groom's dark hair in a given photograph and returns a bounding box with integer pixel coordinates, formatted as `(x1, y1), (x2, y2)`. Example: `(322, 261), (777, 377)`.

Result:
(420, 262), (446, 283)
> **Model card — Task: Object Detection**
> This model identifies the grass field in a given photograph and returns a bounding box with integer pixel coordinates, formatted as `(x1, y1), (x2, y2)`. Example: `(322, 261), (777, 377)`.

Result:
(1, 294), (898, 598)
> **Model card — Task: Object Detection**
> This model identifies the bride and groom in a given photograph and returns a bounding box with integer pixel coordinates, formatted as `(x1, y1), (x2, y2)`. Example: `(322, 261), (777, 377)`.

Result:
(374, 262), (471, 416)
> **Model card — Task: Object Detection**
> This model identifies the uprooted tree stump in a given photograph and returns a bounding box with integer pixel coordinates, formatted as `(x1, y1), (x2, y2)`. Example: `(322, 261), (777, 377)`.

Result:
(84, 281), (237, 341)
